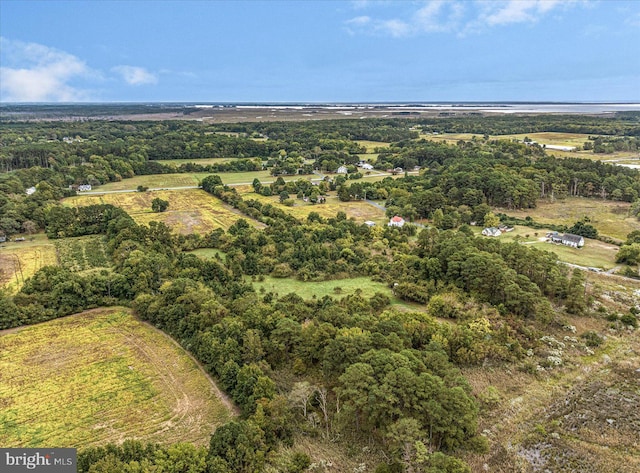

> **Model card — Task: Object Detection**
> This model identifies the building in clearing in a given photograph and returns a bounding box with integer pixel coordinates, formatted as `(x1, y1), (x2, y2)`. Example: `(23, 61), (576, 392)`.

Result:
(364, 221), (376, 227)
(388, 216), (405, 227)
(482, 227), (502, 237)
(360, 163), (374, 170)
(25, 187), (36, 195)
(336, 165), (348, 174)
(547, 232), (585, 248)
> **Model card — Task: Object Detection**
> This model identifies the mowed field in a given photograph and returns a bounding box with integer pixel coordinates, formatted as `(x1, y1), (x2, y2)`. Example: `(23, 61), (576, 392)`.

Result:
(92, 170), (293, 192)
(245, 193), (387, 224)
(496, 197), (638, 241)
(0, 234), (58, 292)
(0, 308), (234, 448)
(64, 189), (260, 234)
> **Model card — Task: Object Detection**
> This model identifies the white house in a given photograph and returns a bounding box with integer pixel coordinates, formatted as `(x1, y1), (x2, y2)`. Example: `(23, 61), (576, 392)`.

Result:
(547, 232), (584, 248)
(388, 216), (405, 227)
(364, 221), (376, 227)
(360, 163), (374, 170)
(482, 227), (502, 237)
(77, 184), (92, 192)
(25, 187), (36, 195)
(336, 165), (348, 174)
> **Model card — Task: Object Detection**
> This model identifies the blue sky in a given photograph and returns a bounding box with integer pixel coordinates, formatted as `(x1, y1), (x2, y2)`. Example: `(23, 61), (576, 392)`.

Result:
(1, 0), (639, 102)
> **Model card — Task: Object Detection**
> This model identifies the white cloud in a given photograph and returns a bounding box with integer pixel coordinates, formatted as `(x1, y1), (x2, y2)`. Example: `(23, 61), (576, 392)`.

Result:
(346, 0), (582, 37)
(479, 0), (564, 27)
(347, 0), (463, 37)
(0, 37), (91, 101)
(112, 65), (158, 85)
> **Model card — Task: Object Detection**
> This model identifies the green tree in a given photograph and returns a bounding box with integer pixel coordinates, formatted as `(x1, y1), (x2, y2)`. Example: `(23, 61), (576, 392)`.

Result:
(151, 198), (169, 212)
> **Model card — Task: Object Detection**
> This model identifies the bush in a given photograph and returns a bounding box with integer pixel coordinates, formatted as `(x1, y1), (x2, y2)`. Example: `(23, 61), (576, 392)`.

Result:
(620, 313), (638, 328)
(581, 330), (604, 347)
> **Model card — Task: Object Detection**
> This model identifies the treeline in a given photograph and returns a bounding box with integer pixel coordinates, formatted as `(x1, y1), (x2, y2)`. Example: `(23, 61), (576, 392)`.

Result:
(416, 113), (640, 137)
(336, 140), (640, 227)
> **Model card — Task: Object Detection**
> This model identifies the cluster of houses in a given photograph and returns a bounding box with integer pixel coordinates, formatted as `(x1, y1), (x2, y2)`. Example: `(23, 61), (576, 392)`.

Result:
(69, 184), (92, 192)
(481, 224), (514, 237)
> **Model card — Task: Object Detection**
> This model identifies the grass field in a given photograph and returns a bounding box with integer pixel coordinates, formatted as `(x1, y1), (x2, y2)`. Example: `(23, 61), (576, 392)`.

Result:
(355, 140), (391, 152)
(93, 170), (297, 191)
(496, 197), (638, 241)
(64, 189), (260, 234)
(249, 275), (427, 312)
(244, 193), (387, 224)
(54, 235), (109, 272)
(187, 248), (227, 260)
(155, 157), (239, 166)
(0, 308), (234, 448)
(0, 234), (58, 292)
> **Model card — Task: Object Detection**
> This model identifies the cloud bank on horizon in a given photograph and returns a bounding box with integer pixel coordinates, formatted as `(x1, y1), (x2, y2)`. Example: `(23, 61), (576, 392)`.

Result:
(0, 0), (638, 102)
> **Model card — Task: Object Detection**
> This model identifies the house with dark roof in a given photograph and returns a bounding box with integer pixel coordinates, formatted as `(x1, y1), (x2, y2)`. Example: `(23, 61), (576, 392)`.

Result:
(547, 232), (584, 248)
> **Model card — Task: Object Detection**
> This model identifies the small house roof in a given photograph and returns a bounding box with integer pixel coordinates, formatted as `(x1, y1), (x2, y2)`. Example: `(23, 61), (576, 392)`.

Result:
(562, 233), (583, 243)
(391, 216), (404, 222)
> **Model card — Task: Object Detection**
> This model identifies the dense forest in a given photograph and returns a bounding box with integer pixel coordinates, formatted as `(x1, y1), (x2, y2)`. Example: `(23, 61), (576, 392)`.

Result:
(1, 113), (639, 472)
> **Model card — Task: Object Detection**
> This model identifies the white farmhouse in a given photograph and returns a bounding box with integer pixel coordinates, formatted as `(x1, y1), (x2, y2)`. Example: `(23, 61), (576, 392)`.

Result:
(388, 216), (405, 228)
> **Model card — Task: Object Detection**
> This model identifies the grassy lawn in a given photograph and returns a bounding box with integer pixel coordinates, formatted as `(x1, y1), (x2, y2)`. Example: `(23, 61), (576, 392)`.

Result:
(0, 308), (234, 448)
(496, 197), (638, 241)
(64, 189), (261, 234)
(0, 233), (57, 292)
(243, 192), (387, 224)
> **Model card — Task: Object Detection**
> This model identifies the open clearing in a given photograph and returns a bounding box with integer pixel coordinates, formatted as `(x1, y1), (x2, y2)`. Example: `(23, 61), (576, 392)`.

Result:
(243, 193), (387, 223)
(0, 307), (234, 448)
(64, 189), (261, 234)
(92, 170), (299, 191)
(496, 197), (638, 241)
(354, 140), (391, 152)
(250, 275), (426, 312)
(0, 234), (57, 292)
(474, 225), (619, 269)
(54, 235), (110, 272)
(154, 157), (240, 166)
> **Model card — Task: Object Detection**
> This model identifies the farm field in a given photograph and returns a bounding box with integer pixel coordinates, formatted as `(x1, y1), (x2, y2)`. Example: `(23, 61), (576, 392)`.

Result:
(0, 234), (57, 292)
(187, 248), (227, 260)
(496, 197), (638, 241)
(0, 308), (234, 448)
(244, 192), (387, 223)
(54, 235), (109, 272)
(64, 189), (260, 234)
